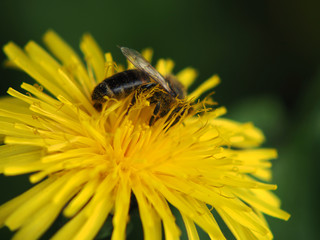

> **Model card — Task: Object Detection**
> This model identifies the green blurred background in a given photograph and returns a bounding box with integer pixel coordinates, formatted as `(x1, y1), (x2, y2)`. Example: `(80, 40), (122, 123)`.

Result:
(0, 0), (319, 239)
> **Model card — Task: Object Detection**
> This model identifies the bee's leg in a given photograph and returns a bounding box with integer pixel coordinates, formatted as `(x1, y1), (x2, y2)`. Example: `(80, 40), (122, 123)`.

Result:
(149, 101), (161, 126)
(93, 102), (103, 112)
(125, 96), (136, 115)
(166, 105), (183, 127)
(126, 83), (157, 115)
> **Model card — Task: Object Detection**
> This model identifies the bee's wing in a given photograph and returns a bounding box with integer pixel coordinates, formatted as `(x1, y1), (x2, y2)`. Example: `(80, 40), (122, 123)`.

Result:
(120, 47), (173, 94)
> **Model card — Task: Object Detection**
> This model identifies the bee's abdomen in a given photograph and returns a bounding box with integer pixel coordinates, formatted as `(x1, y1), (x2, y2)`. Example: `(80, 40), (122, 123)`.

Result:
(92, 69), (150, 103)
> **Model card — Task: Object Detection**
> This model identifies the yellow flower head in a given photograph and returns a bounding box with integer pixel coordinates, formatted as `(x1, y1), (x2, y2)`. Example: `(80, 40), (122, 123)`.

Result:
(0, 30), (290, 240)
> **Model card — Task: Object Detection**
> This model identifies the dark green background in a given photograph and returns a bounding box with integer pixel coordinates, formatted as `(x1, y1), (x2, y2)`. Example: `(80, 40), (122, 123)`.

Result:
(0, 0), (319, 239)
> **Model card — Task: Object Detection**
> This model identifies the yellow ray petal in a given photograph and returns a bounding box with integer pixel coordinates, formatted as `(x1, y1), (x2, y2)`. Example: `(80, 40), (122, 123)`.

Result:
(63, 177), (100, 217)
(139, 177), (181, 240)
(111, 174), (131, 240)
(251, 189), (281, 208)
(52, 175), (115, 240)
(233, 188), (290, 220)
(5, 173), (74, 230)
(24, 41), (71, 98)
(176, 67), (198, 89)
(148, 175), (226, 239)
(252, 168), (272, 181)
(218, 206), (269, 236)
(51, 208), (88, 240)
(0, 178), (53, 225)
(73, 196), (113, 240)
(141, 48), (153, 63)
(104, 52), (115, 78)
(0, 96), (32, 114)
(212, 118), (265, 148)
(188, 75), (220, 100)
(12, 187), (78, 240)
(80, 34), (105, 84)
(0, 121), (38, 139)
(3, 42), (66, 98)
(3, 160), (52, 176)
(43, 30), (92, 97)
(181, 213), (200, 240)
(217, 209), (261, 240)
(155, 59), (175, 76)
(155, 59), (166, 76)
(132, 179), (162, 240)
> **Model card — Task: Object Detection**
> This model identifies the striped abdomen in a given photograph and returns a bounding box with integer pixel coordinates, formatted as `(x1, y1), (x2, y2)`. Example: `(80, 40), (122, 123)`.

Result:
(92, 69), (150, 106)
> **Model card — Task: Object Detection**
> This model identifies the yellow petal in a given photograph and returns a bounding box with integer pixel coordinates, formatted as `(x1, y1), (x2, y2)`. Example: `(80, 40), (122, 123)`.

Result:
(0, 178), (52, 225)
(176, 67), (198, 89)
(43, 30), (92, 97)
(188, 75), (220, 100)
(80, 34), (105, 84)
(3, 42), (66, 98)
(111, 174), (131, 240)
(181, 214), (200, 240)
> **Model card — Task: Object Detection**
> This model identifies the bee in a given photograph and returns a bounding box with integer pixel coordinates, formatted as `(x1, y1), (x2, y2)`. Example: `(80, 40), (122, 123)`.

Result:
(91, 47), (188, 125)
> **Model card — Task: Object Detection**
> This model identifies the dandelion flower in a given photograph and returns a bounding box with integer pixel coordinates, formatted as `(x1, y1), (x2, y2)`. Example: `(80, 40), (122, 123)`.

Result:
(0, 30), (290, 240)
